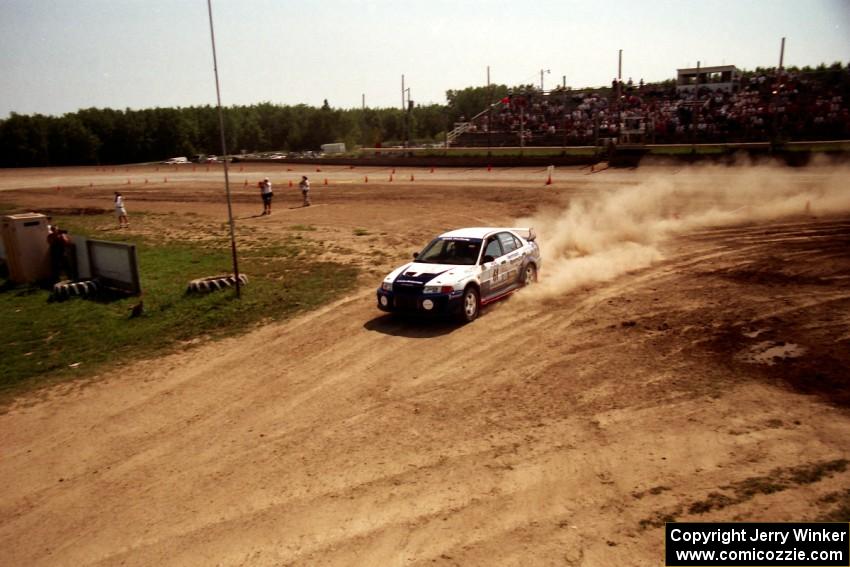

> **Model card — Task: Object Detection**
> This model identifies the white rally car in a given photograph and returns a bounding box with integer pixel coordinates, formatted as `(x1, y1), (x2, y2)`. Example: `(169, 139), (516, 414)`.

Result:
(377, 227), (541, 322)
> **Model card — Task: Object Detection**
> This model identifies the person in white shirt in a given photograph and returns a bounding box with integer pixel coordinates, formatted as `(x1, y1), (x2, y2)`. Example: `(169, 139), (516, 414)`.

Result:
(260, 177), (273, 215)
(114, 192), (129, 228)
(299, 176), (310, 207)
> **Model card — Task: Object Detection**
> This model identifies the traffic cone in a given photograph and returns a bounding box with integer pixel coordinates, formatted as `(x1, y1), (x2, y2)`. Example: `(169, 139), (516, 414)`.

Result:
(545, 173), (552, 185)
(430, 167), (434, 173)
(289, 180), (293, 187)
(392, 168), (396, 174)
(316, 167), (321, 173)
(365, 176), (368, 183)
(244, 179), (248, 187)
(324, 178), (328, 185)
(487, 164), (492, 172)
(389, 174), (393, 182)
(410, 174), (414, 182)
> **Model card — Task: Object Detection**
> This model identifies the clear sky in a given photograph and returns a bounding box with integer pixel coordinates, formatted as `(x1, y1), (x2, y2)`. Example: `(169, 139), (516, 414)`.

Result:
(0, 0), (847, 118)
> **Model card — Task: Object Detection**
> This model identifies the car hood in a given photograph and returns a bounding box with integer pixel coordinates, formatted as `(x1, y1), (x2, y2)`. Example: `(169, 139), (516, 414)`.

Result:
(385, 262), (476, 286)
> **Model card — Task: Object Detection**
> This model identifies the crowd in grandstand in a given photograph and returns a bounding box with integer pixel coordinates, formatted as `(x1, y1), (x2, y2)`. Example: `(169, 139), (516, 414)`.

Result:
(459, 66), (850, 146)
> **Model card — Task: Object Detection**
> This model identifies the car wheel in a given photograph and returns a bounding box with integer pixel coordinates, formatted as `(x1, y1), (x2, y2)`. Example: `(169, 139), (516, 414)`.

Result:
(459, 286), (480, 323)
(521, 263), (537, 286)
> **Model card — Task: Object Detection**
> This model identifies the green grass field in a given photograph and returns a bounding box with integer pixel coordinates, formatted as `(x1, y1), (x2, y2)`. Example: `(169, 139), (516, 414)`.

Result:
(0, 213), (358, 404)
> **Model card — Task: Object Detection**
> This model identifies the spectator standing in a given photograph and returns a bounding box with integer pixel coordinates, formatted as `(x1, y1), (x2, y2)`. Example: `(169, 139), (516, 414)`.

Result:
(47, 224), (72, 282)
(299, 176), (311, 207)
(114, 192), (129, 228)
(259, 177), (273, 215)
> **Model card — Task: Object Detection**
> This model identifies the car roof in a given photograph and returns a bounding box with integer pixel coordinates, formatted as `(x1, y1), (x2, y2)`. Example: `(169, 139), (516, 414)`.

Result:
(439, 227), (515, 239)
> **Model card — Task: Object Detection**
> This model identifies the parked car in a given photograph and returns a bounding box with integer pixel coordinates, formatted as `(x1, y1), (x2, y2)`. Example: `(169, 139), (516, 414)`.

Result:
(376, 227), (541, 322)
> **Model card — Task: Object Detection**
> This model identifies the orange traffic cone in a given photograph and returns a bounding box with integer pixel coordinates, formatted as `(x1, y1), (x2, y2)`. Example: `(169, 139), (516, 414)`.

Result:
(430, 167), (434, 173)
(410, 174), (415, 182)
(316, 167), (321, 173)
(487, 164), (492, 172)
(365, 176), (368, 183)
(324, 178), (328, 185)
(545, 174), (552, 185)
(389, 174), (393, 182)
(289, 180), (293, 187)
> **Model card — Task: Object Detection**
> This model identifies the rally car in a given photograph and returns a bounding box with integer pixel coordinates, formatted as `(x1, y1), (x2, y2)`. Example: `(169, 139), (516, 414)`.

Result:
(376, 227), (541, 322)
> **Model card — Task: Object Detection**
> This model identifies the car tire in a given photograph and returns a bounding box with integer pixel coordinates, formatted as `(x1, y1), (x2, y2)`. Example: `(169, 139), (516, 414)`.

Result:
(520, 263), (537, 286)
(458, 286), (480, 323)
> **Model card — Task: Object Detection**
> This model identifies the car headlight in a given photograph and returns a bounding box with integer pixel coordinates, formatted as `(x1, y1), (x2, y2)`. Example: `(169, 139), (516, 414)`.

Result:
(381, 282), (393, 291)
(423, 285), (453, 294)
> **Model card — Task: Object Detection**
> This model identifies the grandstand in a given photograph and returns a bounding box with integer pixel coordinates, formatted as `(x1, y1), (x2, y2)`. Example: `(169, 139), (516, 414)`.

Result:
(450, 65), (850, 147)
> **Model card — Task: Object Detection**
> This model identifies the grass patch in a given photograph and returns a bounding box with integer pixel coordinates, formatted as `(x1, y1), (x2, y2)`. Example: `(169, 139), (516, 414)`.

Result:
(353, 228), (370, 236)
(0, 215), (358, 404)
(289, 224), (317, 232)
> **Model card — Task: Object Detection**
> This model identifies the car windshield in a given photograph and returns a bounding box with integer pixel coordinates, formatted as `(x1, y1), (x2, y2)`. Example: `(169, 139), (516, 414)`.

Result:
(416, 237), (482, 265)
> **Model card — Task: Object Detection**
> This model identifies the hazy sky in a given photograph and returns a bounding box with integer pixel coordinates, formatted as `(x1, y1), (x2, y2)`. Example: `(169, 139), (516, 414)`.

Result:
(0, 0), (847, 117)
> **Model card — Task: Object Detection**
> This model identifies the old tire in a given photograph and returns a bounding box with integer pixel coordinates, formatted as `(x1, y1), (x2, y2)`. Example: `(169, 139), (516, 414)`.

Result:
(51, 279), (99, 301)
(186, 274), (248, 294)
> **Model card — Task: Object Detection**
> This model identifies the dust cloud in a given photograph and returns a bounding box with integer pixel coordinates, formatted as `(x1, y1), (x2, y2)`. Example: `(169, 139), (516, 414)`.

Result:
(518, 163), (850, 299)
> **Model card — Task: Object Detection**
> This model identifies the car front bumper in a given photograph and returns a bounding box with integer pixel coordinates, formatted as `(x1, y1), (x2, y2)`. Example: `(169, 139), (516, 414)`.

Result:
(376, 288), (464, 316)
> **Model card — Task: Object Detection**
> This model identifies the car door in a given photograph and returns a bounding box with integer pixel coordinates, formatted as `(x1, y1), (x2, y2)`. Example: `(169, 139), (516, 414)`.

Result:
(478, 235), (504, 299)
(497, 231), (524, 290)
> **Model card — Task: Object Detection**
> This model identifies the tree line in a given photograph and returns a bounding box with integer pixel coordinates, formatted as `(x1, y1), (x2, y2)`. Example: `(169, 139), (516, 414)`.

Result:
(0, 88), (510, 167)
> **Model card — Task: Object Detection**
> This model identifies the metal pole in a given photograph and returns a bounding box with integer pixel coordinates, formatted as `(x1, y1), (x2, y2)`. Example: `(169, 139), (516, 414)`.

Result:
(401, 74), (405, 148)
(206, 0), (240, 298)
(362, 93), (365, 110)
(487, 65), (492, 153)
(520, 103), (525, 148)
(779, 37), (786, 70)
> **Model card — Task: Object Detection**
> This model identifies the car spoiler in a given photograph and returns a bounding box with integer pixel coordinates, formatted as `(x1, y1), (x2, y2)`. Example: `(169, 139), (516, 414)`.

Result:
(512, 227), (537, 242)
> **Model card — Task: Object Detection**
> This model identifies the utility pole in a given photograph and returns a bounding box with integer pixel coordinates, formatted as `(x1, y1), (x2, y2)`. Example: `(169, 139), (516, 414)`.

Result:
(779, 37), (786, 70)
(362, 93), (365, 110)
(401, 74), (406, 148)
(206, 0), (240, 298)
(487, 65), (492, 153)
(540, 68), (550, 91)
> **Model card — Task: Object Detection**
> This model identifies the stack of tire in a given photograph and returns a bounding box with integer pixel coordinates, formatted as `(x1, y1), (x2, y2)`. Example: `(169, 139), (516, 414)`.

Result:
(51, 279), (100, 301)
(186, 274), (249, 294)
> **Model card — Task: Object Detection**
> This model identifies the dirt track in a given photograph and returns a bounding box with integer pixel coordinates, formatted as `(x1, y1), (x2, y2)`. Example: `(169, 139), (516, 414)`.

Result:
(1, 164), (849, 566)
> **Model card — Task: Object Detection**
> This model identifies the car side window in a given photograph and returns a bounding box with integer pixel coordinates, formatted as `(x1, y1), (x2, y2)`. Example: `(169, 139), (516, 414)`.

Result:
(482, 237), (503, 262)
(498, 232), (518, 253)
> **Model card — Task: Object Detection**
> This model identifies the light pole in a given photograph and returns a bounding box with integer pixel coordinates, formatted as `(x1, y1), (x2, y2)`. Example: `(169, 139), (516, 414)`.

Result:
(540, 68), (550, 91)
(206, 0), (240, 298)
